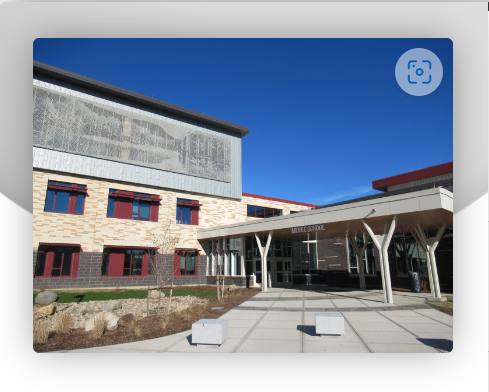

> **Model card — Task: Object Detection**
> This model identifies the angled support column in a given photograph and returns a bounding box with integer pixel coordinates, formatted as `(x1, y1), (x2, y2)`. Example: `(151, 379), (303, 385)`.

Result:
(412, 224), (446, 298)
(348, 234), (369, 290)
(255, 231), (273, 292)
(362, 216), (397, 304)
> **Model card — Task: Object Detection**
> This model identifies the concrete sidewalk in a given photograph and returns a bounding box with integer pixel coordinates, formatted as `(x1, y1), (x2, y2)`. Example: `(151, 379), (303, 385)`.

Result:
(67, 289), (452, 353)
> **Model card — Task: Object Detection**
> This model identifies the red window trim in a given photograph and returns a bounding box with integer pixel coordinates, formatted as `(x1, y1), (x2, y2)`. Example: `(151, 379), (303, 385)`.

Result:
(176, 199), (200, 226)
(110, 189), (161, 202)
(44, 182), (87, 216)
(108, 189), (160, 222)
(101, 246), (155, 278)
(35, 244), (81, 279)
(174, 249), (199, 276)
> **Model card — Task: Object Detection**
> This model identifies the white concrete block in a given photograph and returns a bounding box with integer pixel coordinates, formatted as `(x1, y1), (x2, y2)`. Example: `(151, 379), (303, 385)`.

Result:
(315, 312), (345, 335)
(192, 319), (229, 346)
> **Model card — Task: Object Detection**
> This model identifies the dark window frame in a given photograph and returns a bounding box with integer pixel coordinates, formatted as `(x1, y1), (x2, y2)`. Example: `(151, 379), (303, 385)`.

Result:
(174, 249), (199, 276)
(247, 205), (282, 219)
(101, 246), (156, 277)
(176, 198), (201, 226)
(106, 189), (161, 222)
(43, 181), (87, 216)
(34, 244), (80, 278)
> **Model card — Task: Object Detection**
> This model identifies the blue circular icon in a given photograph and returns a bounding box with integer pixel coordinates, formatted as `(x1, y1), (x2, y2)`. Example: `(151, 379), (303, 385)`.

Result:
(395, 48), (443, 96)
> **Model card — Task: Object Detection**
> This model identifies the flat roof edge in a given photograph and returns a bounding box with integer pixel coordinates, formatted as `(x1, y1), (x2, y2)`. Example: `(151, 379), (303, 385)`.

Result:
(196, 188), (452, 238)
(33, 61), (249, 138)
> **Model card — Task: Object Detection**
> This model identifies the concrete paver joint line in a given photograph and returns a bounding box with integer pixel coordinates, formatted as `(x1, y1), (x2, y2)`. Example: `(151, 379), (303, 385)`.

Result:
(232, 308), (269, 353)
(411, 310), (453, 328)
(376, 311), (446, 353)
(342, 312), (373, 353)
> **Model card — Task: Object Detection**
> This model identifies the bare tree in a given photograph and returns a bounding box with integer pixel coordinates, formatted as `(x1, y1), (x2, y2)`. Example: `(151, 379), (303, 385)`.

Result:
(145, 221), (180, 317)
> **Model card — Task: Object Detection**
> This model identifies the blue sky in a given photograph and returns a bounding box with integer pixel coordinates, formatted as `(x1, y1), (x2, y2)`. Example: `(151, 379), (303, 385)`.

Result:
(33, 39), (453, 206)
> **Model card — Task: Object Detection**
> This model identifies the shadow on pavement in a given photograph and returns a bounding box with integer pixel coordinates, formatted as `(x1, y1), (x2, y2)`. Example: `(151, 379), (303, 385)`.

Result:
(417, 338), (453, 352)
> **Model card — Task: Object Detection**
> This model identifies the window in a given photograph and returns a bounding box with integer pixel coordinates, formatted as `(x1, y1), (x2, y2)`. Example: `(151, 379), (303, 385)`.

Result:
(176, 198), (201, 225)
(106, 189), (160, 221)
(44, 181), (87, 215)
(390, 232), (426, 276)
(290, 211), (299, 214)
(101, 247), (155, 277)
(174, 249), (199, 276)
(247, 205), (282, 218)
(35, 244), (80, 278)
(348, 236), (376, 275)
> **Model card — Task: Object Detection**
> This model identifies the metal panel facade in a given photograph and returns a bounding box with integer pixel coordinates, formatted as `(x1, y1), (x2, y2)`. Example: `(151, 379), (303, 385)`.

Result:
(32, 79), (243, 200)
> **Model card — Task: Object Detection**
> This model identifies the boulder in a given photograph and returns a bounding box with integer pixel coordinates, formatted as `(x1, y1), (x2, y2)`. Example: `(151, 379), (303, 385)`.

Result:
(101, 300), (122, 312)
(35, 291), (58, 305)
(103, 312), (120, 331)
(227, 284), (238, 292)
(149, 290), (165, 299)
(119, 313), (136, 325)
(85, 315), (98, 331)
(36, 304), (55, 315)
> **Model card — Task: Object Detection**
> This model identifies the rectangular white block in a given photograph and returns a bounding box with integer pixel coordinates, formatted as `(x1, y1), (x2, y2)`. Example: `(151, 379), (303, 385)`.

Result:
(315, 312), (345, 335)
(192, 319), (229, 346)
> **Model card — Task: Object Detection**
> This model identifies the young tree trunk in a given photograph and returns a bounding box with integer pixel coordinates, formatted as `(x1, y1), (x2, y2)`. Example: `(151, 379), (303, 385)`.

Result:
(216, 274), (220, 300)
(167, 283), (173, 315)
(157, 286), (162, 317)
(222, 271), (225, 298)
(147, 283), (150, 315)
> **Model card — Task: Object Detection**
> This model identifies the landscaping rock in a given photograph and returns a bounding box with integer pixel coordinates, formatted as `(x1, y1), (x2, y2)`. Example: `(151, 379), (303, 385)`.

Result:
(149, 290), (165, 299)
(101, 300), (122, 312)
(176, 304), (189, 312)
(71, 308), (88, 316)
(119, 313), (136, 325)
(227, 285), (238, 292)
(85, 315), (98, 331)
(103, 312), (120, 331)
(35, 291), (58, 305)
(36, 304), (55, 315)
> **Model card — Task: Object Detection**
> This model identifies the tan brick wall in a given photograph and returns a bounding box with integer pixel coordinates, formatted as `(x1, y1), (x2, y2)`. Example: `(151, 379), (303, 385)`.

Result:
(33, 169), (315, 253)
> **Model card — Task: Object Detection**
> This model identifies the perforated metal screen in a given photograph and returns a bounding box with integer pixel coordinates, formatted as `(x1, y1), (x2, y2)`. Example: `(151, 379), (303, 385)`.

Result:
(33, 85), (232, 182)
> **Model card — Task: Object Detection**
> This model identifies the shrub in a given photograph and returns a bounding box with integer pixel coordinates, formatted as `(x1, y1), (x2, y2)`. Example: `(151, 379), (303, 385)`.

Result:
(54, 310), (72, 334)
(135, 327), (142, 336)
(33, 319), (50, 344)
(161, 317), (169, 330)
(90, 313), (105, 339)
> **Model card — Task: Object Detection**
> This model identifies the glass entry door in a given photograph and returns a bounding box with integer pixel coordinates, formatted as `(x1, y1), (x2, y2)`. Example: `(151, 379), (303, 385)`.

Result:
(275, 260), (292, 286)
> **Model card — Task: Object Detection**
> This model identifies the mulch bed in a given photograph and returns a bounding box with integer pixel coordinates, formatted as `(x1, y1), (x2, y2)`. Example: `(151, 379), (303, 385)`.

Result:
(34, 287), (260, 353)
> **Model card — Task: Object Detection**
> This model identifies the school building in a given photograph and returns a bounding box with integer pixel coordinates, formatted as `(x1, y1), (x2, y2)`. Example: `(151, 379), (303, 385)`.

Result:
(32, 61), (453, 303)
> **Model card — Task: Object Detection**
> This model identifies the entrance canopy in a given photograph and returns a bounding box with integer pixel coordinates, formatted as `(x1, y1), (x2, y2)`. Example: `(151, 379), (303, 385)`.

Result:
(198, 187), (452, 303)
(196, 187), (453, 242)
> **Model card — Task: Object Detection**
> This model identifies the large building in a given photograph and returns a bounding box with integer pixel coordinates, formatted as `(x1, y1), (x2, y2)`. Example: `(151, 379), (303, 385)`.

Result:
(32, 62), (453, 303)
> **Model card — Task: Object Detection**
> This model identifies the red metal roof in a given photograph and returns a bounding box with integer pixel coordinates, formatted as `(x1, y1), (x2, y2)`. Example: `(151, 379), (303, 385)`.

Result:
(372, 162), (453, 192)
(242, 193), (319, 208)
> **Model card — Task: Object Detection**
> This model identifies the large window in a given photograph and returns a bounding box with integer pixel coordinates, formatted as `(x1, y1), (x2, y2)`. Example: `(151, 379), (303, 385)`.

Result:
(106, 189), (160, 221)
(44, 181), (87, 215)
(390, 232), (426, 276)
(176, 198), (201, 225)
(348, 236), (376, 275)
(174, 249), (198, 276)
(101, 247), (155, 277)
(247, 205), (282, 218)
(292, 242), (317, 275)
(35, 245), (80, 278)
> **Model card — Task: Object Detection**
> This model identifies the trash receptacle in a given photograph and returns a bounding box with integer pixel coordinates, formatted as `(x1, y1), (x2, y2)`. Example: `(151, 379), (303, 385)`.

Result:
(407, 271), (422, 293)
(305, 274), (312, 285)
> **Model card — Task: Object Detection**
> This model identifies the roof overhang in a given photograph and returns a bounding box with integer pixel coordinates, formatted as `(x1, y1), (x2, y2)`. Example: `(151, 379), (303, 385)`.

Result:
(33, 61), (249, 138)
(197, 187), (453, 242)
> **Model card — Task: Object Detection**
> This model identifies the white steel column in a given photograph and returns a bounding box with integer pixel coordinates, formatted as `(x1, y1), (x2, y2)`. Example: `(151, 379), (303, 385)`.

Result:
(412, 224), (446, 298)
(348, 234), (369, 290)
(255, 231), (273, 292)
(362, 216), (397, 304)
(240, 236), (245, 276)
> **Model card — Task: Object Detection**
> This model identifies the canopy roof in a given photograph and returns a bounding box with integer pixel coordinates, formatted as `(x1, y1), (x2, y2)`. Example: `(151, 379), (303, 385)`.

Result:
(196, 187), (453, 242)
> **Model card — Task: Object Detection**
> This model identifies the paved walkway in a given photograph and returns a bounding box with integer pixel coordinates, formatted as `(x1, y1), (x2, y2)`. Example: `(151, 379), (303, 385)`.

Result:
(67, 289), (453, 353)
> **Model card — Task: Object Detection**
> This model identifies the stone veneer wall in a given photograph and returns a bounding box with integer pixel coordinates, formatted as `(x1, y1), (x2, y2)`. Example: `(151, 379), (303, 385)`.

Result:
(33, 169), (314, 289)
(33, 169), (314, 254)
